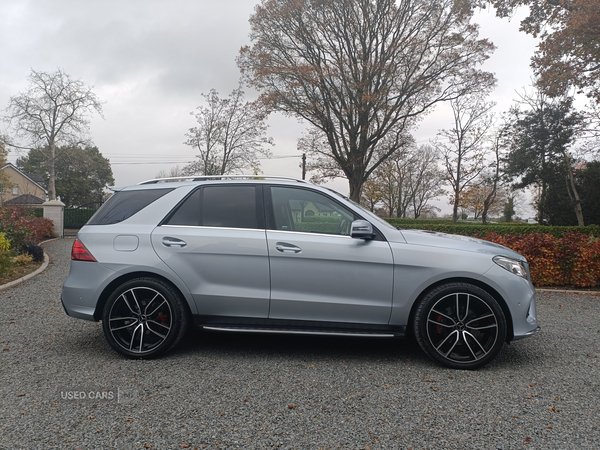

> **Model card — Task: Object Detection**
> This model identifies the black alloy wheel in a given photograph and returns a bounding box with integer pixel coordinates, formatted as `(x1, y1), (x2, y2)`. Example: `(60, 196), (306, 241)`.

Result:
(413, 282), (507, 370)
(102, 277), (188, 359)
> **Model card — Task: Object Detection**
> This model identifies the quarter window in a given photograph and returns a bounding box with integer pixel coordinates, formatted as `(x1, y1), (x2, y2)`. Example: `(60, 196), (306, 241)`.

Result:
(87, 188), (174, 225)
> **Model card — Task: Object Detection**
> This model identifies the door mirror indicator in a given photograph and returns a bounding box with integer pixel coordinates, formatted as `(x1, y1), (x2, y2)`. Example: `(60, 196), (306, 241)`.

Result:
(350, 220), (375, 240)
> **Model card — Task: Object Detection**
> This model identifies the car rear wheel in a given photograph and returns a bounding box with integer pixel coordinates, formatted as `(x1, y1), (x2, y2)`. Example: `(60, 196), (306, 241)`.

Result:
(102, 277), (188, 359)
(413, 282), (507, 370)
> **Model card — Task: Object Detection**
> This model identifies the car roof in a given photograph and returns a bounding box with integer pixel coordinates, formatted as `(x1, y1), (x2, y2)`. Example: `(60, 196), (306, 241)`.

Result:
(111, 175), (309, 192)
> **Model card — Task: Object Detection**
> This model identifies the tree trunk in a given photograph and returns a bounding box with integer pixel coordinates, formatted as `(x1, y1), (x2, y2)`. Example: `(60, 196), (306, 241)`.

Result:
(348, 177), (363, 203)
(538, 180), (546, 224)
(452, 190), (460, 225)
(481, 185), (497, 226)
(48, 142), (56, 201)
(565, 167), (585, 226)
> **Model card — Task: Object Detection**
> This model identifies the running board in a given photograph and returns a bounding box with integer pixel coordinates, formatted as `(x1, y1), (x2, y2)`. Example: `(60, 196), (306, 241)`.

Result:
(202, 326), (397, 338)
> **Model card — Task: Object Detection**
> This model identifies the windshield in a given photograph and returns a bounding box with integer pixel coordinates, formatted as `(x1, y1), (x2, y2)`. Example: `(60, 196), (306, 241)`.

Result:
(324, 187), (397, 231)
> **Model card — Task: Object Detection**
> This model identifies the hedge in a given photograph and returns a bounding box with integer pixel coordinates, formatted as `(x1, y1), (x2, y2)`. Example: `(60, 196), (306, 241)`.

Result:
(478, 232), (600, 288)
(295, 222), (343, 234)
(387, 218), (541, 226)
(302, 216), (344, 224)
(64, 209), (98, 229)
(381, 219), (600, 287)
(384, 219), (600, 239)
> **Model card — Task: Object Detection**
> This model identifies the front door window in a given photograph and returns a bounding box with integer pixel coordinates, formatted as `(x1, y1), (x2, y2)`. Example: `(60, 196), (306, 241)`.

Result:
(270, 186), (355, 236)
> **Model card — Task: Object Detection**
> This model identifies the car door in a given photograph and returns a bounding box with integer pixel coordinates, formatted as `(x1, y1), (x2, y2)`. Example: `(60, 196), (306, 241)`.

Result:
(151, 185), (270, 318)
(265, 186), (394, 324)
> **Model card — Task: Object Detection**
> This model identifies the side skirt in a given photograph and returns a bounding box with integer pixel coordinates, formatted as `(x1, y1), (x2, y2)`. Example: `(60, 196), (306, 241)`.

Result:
(192, 315), (406, 338)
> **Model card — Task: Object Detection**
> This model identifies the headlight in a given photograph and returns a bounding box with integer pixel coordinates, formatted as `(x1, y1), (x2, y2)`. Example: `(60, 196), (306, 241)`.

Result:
(493, 256), (528, 279)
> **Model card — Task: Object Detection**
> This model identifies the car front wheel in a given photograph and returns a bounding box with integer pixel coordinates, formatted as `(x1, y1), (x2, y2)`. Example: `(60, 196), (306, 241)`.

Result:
(413, 282), (507, 370)
(101, 277), (188, 359)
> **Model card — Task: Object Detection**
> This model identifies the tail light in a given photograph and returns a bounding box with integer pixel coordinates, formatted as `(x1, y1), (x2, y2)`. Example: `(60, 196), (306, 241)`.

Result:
(71, 238), (97, 262)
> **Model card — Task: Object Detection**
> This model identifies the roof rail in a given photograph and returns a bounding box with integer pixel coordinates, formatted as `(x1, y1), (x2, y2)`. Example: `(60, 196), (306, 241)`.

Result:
(137, 175), (308, 185)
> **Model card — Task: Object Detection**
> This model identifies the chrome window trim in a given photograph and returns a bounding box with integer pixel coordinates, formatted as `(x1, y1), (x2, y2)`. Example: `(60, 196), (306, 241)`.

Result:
(160, 224), (266, 232)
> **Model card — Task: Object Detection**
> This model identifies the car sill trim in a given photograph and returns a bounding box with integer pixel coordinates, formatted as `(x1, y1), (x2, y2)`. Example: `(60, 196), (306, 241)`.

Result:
(202, 326), (396, 338)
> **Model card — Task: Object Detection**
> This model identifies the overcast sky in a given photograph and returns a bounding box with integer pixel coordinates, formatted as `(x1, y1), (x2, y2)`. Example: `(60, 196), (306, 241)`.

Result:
(0, 0), (538, 211)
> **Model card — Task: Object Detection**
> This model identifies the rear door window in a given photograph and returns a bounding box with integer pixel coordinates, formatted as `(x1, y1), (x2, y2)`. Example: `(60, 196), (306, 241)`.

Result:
(165, 185), (262, 229)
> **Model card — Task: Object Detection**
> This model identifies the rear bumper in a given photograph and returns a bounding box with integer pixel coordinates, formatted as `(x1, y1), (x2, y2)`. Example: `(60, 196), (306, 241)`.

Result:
(61, 261), (117, 321)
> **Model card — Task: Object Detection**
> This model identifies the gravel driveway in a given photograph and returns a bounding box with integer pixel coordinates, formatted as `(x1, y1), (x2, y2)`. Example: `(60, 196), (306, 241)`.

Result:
(1, 237), (599, 449)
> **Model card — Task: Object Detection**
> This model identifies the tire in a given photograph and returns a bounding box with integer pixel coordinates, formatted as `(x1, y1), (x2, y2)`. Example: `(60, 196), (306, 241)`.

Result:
(101, 277), (188, 359)
(413, 282), (506, 370)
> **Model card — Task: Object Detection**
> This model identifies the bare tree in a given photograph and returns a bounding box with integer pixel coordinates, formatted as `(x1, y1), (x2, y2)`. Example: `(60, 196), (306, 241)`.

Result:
(3, 69), (103, 200)
(360, 179), (384, 212)
(374, 158), (404, 218)
(362, 141), (412, 217)
(155, 165), (187, 180)
(407, 145), (446, 219)
(296, 126), (348, 184)
(480, 120), (510, 224)
(359, 143), (444, 218)
(183, 87), (273, 176)
(437, 93), (495, 224)
(458, 179), (507, 220)
(238, 0), (496, 201)
(0, 141), (10, 202)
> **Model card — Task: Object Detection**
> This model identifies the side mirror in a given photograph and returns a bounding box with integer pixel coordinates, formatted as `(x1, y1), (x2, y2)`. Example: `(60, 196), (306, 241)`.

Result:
(350, 220), (375, 240)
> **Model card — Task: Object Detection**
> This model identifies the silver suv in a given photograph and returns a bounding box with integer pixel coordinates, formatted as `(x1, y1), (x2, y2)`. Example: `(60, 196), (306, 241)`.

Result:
(61, 176), (539, 369)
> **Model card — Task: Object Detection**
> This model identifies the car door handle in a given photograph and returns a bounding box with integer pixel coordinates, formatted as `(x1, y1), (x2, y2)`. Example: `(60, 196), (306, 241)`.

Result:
(162, 237), (187, 248)
(275, 242), (302, 253)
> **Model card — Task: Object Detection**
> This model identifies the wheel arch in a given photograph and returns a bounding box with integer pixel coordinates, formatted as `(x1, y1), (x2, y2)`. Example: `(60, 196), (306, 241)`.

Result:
(93, 271), (193, 322)
(406, 277), (514, 342)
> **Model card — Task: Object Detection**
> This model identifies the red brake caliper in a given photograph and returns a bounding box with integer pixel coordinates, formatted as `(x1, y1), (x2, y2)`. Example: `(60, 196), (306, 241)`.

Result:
(156, 314), (168, 324)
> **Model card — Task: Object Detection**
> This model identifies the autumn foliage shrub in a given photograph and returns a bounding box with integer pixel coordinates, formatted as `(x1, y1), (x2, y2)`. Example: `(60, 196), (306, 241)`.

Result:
(0, 207), (52, 279)
(477, 231), (600, 288)
(386, 218), (600, 287)
(27, 217), (54, 242)
(0, 206), (54, 248)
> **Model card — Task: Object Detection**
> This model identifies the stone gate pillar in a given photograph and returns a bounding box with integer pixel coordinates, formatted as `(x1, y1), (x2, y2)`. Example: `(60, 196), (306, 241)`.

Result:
(42, 200), (65, 238)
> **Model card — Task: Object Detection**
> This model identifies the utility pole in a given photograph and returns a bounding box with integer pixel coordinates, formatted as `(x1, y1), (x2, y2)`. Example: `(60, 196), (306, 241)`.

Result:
(302, 153), (306, 180)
